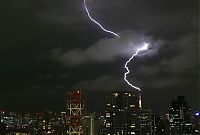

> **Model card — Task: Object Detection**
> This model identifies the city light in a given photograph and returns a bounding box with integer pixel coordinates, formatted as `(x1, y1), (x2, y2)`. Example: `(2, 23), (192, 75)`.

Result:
(195, 112), (200, 116)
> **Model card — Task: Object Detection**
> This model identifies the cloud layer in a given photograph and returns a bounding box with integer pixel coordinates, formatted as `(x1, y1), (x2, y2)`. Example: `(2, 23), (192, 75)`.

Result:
(50, 30), (153, 66)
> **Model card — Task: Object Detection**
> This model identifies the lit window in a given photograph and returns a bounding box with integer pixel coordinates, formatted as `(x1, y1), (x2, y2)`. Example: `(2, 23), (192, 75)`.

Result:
(106, 103), (110, 106)
(106, 123), (111, 127)
(106, 113), (110, 117)
(131, 125), (135, 128)
(113, 93), (118, 97)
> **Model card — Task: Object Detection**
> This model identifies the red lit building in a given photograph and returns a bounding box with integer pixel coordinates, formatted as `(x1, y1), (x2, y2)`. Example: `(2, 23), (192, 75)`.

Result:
(66, 90), (85, 135)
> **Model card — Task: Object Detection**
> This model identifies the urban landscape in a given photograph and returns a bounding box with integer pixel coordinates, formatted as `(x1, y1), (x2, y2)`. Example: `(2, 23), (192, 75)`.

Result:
(0, 0), (198, 135)
(0, 90), (199, 135)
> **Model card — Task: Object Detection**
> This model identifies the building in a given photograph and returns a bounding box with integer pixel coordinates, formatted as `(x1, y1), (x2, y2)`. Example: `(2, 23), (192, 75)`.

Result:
(98, 115), (106, 135)
(104, 91), (141, 135)
(0, 122), (6, 134)
(193, 111), (200, 134)
(66, 90), (85, 135)
(139, 108), (152, 135)
(83, 113), (101, 135)
(152, 113), (170, 135)
(168, 95), (192, 135)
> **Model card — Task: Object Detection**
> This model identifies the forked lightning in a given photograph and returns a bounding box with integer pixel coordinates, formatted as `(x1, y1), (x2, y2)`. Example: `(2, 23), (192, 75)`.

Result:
(83, 0), (149, 91)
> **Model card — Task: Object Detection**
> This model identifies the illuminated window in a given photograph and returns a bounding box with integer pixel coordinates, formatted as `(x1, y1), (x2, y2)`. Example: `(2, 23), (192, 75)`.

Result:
(106, 113), (110, 117)
(106, 123), (111, 127)
(131, 125), (135, 128)
(113, 93), (118, 97)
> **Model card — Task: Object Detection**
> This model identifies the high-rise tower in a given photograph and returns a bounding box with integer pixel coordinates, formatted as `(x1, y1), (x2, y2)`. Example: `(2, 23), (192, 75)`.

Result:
(66, 90), (85, 135)
(139, 108), (152, 135)
(104, 91), (141, 135)
(168, 96), (192, 135)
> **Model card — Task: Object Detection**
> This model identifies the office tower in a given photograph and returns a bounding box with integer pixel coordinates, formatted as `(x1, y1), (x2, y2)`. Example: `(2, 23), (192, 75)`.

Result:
(104, 91), (140, 135)
(99, 115), (106, 135)
(83, 113), (101, 135)
(139, 108), (152, 135)
(168, 95), (192, 135)
(193, 112), (200, 134)
(152, 114), (170, 135)
(35, 112), (55, 134)
(66, 90), (85, 135)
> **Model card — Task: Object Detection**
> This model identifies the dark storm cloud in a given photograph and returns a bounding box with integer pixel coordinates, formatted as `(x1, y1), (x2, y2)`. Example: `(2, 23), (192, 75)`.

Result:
(129, 33), (199, 91)
(51, 29), (198, 95)
(87, 0), (197, 37)
(50, 30), (150, 66)
(37, 8), (84, 27)
(73, 75), (123, 91)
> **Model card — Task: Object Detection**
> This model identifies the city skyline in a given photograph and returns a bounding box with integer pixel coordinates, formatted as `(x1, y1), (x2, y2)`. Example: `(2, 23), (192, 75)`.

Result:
(1, 90), (199, 134)
(0, 0), (199, 113)
(0, 90), (198, 114)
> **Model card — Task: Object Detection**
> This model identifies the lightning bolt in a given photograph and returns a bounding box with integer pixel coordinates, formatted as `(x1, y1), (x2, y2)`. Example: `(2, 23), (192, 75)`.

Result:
(83, 0), (149, 92)
(83, 0), (119, 38)
(124, 43), (149, 91)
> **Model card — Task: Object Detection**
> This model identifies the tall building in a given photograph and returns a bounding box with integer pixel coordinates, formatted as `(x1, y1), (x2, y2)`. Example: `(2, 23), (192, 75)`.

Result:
(193, 112), (200, 134)
(66, 90), (85, 135)
(139, 108), (152, 135)
(168, 95), (192, 135)
(152, 113), (170, 135)
(35, 111), (56, 134)
(104, 91), (140, 135)
(99, 115), (106, 135)
(83, 113), (101, 135)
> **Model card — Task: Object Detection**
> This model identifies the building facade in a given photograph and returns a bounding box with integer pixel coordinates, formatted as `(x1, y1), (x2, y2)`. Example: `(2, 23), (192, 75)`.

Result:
(139, 108), (152, 135)
(66, 90), (85, 135)
(168, 96), (192, 135)
(104, 91), (141, 135)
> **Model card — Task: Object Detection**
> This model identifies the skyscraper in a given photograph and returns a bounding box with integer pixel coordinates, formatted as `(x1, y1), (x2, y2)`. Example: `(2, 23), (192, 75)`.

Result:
(193, 112), (200, 134)
(168, 95), (192, 135)
(139, 108), (152, 135)
(66, 90), (85, 135)
(104, 91), (140, 135)
(83, 113), (101, 135)
(152, 113), (170, 135)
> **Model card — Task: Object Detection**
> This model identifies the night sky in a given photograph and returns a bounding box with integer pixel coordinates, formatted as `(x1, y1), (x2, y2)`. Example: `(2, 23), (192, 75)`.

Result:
(0, 0), (199, 113)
